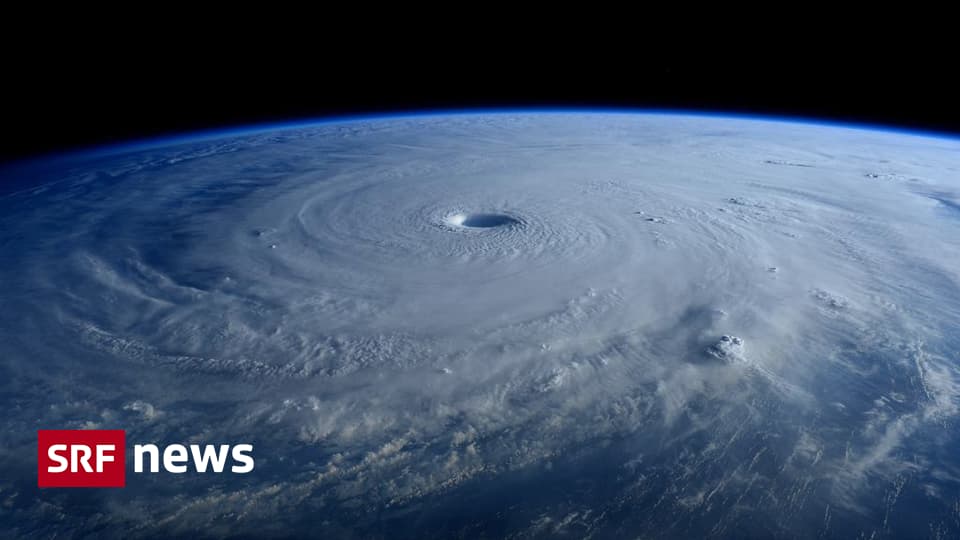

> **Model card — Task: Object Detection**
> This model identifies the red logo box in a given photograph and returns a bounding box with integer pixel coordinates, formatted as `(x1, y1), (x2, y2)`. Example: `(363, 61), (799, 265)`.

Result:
(38, 430), (126, 488)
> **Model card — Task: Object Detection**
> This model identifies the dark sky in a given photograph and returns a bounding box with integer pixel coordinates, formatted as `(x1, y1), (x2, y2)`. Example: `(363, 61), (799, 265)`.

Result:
(2, 39), (957, 164)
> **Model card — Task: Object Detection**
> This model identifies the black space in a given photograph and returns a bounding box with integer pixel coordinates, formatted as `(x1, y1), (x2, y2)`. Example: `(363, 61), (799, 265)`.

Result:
(2, 39), (956, 164)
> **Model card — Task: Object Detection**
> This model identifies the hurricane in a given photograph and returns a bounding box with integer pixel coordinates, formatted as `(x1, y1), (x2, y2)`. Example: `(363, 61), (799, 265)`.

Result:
(2, 112), (960, 538)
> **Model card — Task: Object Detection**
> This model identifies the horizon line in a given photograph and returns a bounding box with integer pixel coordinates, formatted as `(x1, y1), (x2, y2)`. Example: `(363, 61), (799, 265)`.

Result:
(4, 107), (959, 172)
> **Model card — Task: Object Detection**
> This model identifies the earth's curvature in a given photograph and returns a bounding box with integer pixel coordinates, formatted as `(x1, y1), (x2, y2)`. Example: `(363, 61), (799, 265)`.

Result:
(2, 112), (960, 539)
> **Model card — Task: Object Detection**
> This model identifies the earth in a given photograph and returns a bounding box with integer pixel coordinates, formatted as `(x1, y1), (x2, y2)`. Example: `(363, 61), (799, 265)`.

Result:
(1, 112), (960, 539)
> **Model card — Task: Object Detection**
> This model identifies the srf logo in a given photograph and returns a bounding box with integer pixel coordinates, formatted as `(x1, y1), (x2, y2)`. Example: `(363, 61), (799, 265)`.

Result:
(38, 430), (126, 488)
